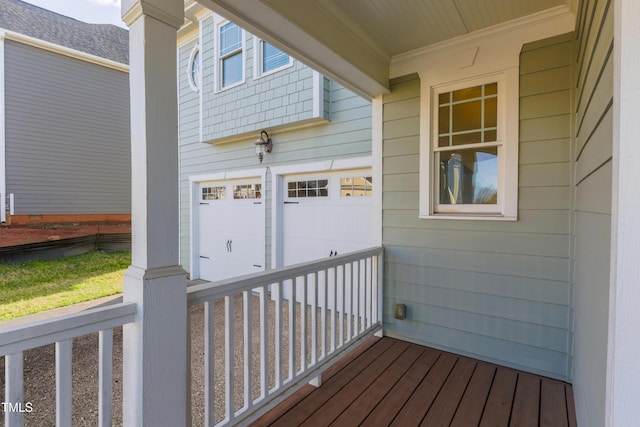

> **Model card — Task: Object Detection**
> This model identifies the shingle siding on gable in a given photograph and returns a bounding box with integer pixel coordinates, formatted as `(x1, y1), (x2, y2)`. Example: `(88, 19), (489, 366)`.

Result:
(4, 40), (131, 214)
(198, 15), (322, 142)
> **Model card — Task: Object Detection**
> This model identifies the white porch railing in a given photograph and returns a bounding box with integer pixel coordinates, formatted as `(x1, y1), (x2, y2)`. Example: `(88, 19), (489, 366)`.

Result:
(187, 246), (384, 426)
(0, 302), (137, 427)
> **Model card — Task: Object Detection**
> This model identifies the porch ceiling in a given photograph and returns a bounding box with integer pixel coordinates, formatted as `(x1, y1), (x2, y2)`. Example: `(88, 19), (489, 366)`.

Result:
(194, 0), (574, 98)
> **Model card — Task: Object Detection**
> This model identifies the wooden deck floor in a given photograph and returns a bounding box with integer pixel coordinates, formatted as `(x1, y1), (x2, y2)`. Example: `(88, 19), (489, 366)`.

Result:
(252, 337), (576, 427)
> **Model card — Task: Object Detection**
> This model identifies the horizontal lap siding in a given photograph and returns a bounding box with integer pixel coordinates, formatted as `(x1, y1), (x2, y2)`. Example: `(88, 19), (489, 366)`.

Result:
(178, 32), (371, 270)
(382, 35), (573, 380)
(571, 0), (613, 425)
(4, 41), (130, 214)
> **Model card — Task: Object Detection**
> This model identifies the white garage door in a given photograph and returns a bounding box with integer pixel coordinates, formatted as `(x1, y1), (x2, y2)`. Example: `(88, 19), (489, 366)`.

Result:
(198, 178), (265, 281)
(281, 169), (374, 266)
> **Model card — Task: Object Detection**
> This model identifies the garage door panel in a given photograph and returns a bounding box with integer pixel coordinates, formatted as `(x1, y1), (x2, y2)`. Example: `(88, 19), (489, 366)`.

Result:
(282, 170), (374, 266)
(197, 178), (265, 281)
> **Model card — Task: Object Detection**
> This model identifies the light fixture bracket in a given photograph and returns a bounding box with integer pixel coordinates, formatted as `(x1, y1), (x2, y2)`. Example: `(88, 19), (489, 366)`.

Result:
(255, 130), (273, 163)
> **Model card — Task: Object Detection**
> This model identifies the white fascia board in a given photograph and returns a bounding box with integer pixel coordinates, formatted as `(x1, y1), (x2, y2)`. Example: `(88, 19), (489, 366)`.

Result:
(390, 5), (575, 79)
(0, 29), (128, 73)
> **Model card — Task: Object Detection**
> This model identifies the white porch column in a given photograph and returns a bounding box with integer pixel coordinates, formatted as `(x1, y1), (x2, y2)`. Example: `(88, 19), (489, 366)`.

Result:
(608, 0), (640, 425)
(121, 1), (187, 426)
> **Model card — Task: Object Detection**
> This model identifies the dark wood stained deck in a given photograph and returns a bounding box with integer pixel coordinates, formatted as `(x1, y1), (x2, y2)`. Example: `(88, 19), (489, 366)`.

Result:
(252, 337), (576, 427)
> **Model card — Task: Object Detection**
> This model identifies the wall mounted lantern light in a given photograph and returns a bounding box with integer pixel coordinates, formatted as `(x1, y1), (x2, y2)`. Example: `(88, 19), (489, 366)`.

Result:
(255, 130), (273, 163)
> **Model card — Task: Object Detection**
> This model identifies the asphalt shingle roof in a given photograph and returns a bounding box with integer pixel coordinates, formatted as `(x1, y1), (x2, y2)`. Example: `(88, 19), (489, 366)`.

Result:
(0, 0), (128, 64)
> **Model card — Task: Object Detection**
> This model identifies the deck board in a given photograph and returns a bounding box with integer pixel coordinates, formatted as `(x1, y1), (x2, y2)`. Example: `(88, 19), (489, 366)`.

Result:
(511, 373), (541, 427)
(253, 337), (576, 427)
(450, 363), (497, 427)
(332, 344), (424, 425)
(269, 338), (394, 427)
(300, 340), (410, 426)
(360, 347), (440, 426)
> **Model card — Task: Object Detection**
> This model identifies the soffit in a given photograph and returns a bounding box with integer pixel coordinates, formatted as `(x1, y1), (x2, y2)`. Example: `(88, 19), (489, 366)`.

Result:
(198, 0), (575, 98)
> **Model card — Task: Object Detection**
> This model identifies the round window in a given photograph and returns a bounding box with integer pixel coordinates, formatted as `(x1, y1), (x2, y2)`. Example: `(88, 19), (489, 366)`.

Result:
(188, 47), (201, 91)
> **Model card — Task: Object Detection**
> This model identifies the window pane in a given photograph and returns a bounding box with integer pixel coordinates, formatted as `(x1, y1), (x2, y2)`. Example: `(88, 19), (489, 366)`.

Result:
(485, 82), (498, 96)
(485, 97), (497, 128)
(233, 183), (261, 199)
(451, 131), (482, 146)
(485, 129), (497, 143)
(439, 92), (450, 104)
(438, 105), (450, 135)
(202, 186), (226, 200)
(438, 136), (450, 147)
(263, 42), (289, 72)
(191, 50), (200, 89)
(452, 100), (482, 132)
(287, 179), (329, 198)
(340, 176), (373, 196)
(220, 22), (241, 55)
(222, 52), (242, 87)
(438, 146), (498, 205)
(453, 85), (482, 102)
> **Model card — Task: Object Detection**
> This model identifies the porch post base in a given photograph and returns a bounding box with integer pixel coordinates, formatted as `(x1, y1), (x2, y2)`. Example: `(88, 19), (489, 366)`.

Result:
(122, 265), (188, 427)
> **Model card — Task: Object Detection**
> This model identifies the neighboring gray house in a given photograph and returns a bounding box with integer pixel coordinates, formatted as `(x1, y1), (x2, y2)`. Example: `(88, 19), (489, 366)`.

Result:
(178, 4), (374, 282)
(0, 0), (130, 225)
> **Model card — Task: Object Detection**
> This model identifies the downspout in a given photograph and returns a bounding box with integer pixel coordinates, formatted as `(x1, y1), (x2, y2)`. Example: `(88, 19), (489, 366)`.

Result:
(0, 32), (7, 223)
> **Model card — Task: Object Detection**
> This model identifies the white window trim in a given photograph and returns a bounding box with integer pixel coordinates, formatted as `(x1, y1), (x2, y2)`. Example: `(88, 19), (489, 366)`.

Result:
(389, 7), (575, 221)
(186, 44), (201, 92)
(215, 20), (245, 92)
(253, 37), (293, 79)
(420, 68), (518, 221)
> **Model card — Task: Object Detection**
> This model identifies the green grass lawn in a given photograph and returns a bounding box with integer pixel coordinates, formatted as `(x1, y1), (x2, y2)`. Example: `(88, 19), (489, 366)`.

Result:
(0, 251), (130, 322)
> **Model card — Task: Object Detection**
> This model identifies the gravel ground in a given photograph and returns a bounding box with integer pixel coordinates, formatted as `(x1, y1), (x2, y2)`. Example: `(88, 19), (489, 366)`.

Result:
(1, 293), (327, 426)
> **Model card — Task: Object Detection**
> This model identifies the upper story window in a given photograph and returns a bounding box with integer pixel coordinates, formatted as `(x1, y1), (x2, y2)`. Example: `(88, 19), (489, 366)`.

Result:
(255, 40), (291, 77)
(218, 21), (244, 89)
(187, 46), (201, 92)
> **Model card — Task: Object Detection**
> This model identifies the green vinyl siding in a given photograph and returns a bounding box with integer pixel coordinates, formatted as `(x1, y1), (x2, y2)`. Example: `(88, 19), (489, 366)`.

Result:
(571, 0), (613, 425)
(382, 34), (574, 381)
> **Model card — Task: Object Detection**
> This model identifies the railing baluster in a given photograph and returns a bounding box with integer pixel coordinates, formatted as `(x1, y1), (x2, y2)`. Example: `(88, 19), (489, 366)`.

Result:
(259, 286), (268, 400)
(274, 281), (282, 390)
(224, 295), (234, 423)
(310, 272), (317, 365)
(346, 263), (352, 342)
(56, 339), (73, 427)
(301, 275), (307, 374)
(339, 264), (345, 347)
(288, 279), (296, 381)
(204, 300), (215, 426)
(366, 257), (372, 328)
(5, 352), (24, 427)
(355, 260), (361, 335)
(243, 290), (252, 410)
(319, 270), (325, 362)
(98, 329), (113, 427)
(330, 267), (337, 354)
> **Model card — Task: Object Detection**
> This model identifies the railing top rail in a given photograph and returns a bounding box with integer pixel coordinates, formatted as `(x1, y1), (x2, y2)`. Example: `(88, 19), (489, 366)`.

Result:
(0, 302), (137, 355)
(187, 246), (383, 305)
